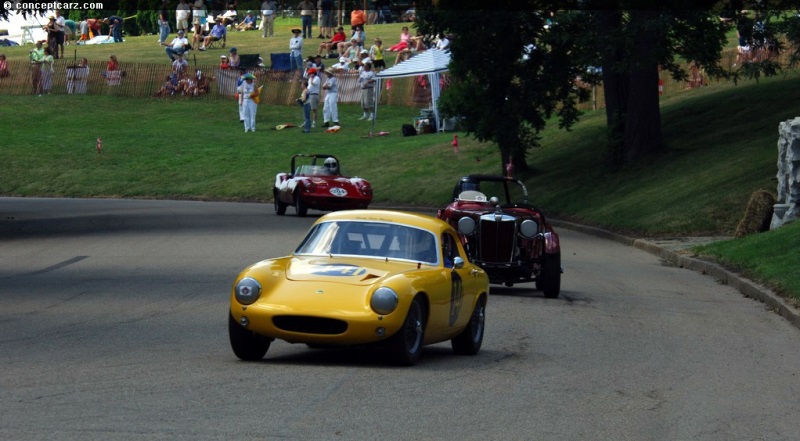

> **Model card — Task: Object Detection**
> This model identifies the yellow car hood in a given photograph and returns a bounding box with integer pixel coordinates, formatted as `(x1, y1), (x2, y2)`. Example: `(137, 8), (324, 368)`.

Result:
(285, 256), (416, 285)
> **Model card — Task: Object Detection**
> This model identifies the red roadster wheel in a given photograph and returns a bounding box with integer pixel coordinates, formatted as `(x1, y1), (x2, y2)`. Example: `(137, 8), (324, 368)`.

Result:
(541, 252), (561, 299)
(274, 194), (287, 215)
(294, 192), (308, 217)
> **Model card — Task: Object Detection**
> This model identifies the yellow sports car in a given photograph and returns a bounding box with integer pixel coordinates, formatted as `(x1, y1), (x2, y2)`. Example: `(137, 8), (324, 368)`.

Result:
(229, 210), (490, 366)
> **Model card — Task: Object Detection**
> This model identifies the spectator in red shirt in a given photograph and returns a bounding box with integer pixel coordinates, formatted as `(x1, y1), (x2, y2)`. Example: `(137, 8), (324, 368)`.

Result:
(317, 26), (346, 57)
(87, 18), (103, 38)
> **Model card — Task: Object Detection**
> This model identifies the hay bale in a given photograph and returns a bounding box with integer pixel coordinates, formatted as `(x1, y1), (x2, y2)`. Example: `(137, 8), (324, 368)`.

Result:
(734, 190), (776, 238)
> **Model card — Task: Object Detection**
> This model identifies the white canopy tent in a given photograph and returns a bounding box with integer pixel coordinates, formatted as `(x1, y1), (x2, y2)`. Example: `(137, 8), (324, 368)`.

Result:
(372, 49), (451, 133)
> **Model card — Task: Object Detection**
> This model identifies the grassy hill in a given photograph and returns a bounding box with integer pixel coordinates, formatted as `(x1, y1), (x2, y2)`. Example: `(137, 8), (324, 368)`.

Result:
(1, 24), (798, 301)
(527, 74), (800, 236)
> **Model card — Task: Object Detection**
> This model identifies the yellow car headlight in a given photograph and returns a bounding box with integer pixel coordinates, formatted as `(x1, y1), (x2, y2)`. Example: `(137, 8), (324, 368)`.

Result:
(235, 277), (261, 305)
(371, 287), (399, 315)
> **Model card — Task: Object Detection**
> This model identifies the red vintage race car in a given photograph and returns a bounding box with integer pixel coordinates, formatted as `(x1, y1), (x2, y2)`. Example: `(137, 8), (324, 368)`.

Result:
(437, 175), (562, 298)
(273, 154), (373, 217)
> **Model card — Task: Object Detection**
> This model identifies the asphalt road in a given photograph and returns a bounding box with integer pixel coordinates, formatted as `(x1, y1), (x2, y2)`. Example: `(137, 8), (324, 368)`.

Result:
(1, 198), (799, 441)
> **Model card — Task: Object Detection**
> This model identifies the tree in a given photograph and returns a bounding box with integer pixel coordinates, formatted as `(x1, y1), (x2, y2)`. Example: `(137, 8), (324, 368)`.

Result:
(417, 2), (736, 167)
(589, 6), (729, 163)
(417, 2), (591, 172)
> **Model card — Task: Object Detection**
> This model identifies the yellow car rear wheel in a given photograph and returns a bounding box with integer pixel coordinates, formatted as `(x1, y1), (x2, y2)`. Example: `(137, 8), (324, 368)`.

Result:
(451, 297), (485, 355)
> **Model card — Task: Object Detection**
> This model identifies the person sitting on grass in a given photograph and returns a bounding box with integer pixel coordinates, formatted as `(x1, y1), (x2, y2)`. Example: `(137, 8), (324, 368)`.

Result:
(236, 11), (257, 31)
(341, 38), (360, 62)
(228, 47), (240, 69)
(194, 69), (214, 95)
(337, 26), (365, 56)
(154, 69), (185, 97)
(172, 52), (189, 75)
(199, 20), (227, 50)
(331, 56), (350, 71)
(388, 26), (411, 52)
(409, 30), (428, 52)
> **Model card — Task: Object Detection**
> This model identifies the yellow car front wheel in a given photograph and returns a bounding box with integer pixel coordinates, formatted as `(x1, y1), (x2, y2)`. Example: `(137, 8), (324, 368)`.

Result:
(386, 297), (426, 366)
(229, 313), (272, 361)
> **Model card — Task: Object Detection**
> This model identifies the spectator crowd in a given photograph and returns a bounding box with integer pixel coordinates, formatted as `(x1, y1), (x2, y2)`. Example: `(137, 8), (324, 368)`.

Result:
(7, 1), (455, 134)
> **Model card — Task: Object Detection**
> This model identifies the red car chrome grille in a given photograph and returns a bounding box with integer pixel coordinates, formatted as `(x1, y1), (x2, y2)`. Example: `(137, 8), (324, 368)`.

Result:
(479, 217), (516, 263)
(273, 316), (348, 335)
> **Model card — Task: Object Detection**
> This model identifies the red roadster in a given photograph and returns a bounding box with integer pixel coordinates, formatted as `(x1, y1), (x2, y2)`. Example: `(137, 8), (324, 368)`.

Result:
(438, 175), (562, 298)
(273, 154), (373, 217)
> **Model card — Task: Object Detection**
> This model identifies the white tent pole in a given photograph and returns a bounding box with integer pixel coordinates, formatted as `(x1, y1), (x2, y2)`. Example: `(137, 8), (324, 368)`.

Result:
(373, 51), (451, 133)
(371, 78), (381, 135)
(430, 72), (441, 131)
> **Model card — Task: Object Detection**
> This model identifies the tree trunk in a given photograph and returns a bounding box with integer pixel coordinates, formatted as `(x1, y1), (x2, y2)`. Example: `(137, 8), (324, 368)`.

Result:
(594, 10), (626, 130)
(594, 10), (628, 164)
(622, 64), (662, 162)
(498, 146), (529, 175)
(621, 10), (663, 163)
(497, 126), (528, 174)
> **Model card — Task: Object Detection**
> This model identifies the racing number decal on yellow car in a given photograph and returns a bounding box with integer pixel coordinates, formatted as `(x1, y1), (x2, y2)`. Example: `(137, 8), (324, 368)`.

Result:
(449, 272), (464, 326)
(311, 264), (367, 277)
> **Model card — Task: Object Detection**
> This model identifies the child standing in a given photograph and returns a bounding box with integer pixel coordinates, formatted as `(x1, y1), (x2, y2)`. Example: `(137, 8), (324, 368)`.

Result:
(78, 19), (89, 44)
(369, 38), (385, 71)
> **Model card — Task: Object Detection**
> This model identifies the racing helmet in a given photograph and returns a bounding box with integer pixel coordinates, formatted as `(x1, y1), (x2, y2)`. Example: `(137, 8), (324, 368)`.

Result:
(324, 157), (338, 174)
(411, 232), (436, 262)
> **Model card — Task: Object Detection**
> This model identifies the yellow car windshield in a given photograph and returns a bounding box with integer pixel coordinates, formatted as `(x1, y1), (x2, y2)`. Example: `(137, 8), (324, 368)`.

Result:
(295, 220), (439, 265)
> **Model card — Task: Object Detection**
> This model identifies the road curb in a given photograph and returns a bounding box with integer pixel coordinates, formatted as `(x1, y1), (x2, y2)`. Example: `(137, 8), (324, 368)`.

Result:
(552, 220), (800, 330)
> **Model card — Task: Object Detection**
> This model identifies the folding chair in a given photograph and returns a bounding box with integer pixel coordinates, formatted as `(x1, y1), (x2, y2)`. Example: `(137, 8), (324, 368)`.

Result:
(206, 34), (225, 49)
(270, 53), (291, 71)
(239, 54), (262, 69)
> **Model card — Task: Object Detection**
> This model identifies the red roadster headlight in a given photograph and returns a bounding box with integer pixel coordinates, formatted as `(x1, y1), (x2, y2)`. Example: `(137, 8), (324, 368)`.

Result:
(359, 184), (372, 197)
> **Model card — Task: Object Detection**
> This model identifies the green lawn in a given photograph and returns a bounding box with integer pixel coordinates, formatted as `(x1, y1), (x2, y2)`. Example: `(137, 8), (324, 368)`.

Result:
(0, 95), (497, 203)
(694, 221), (800, 302)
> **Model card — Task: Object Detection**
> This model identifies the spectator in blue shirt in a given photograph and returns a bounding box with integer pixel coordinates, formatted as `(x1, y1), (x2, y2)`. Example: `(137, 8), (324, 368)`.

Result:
(105, 15), (124, 42)
(199, 21), (227, 50)
(236, 11), (257, 31)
